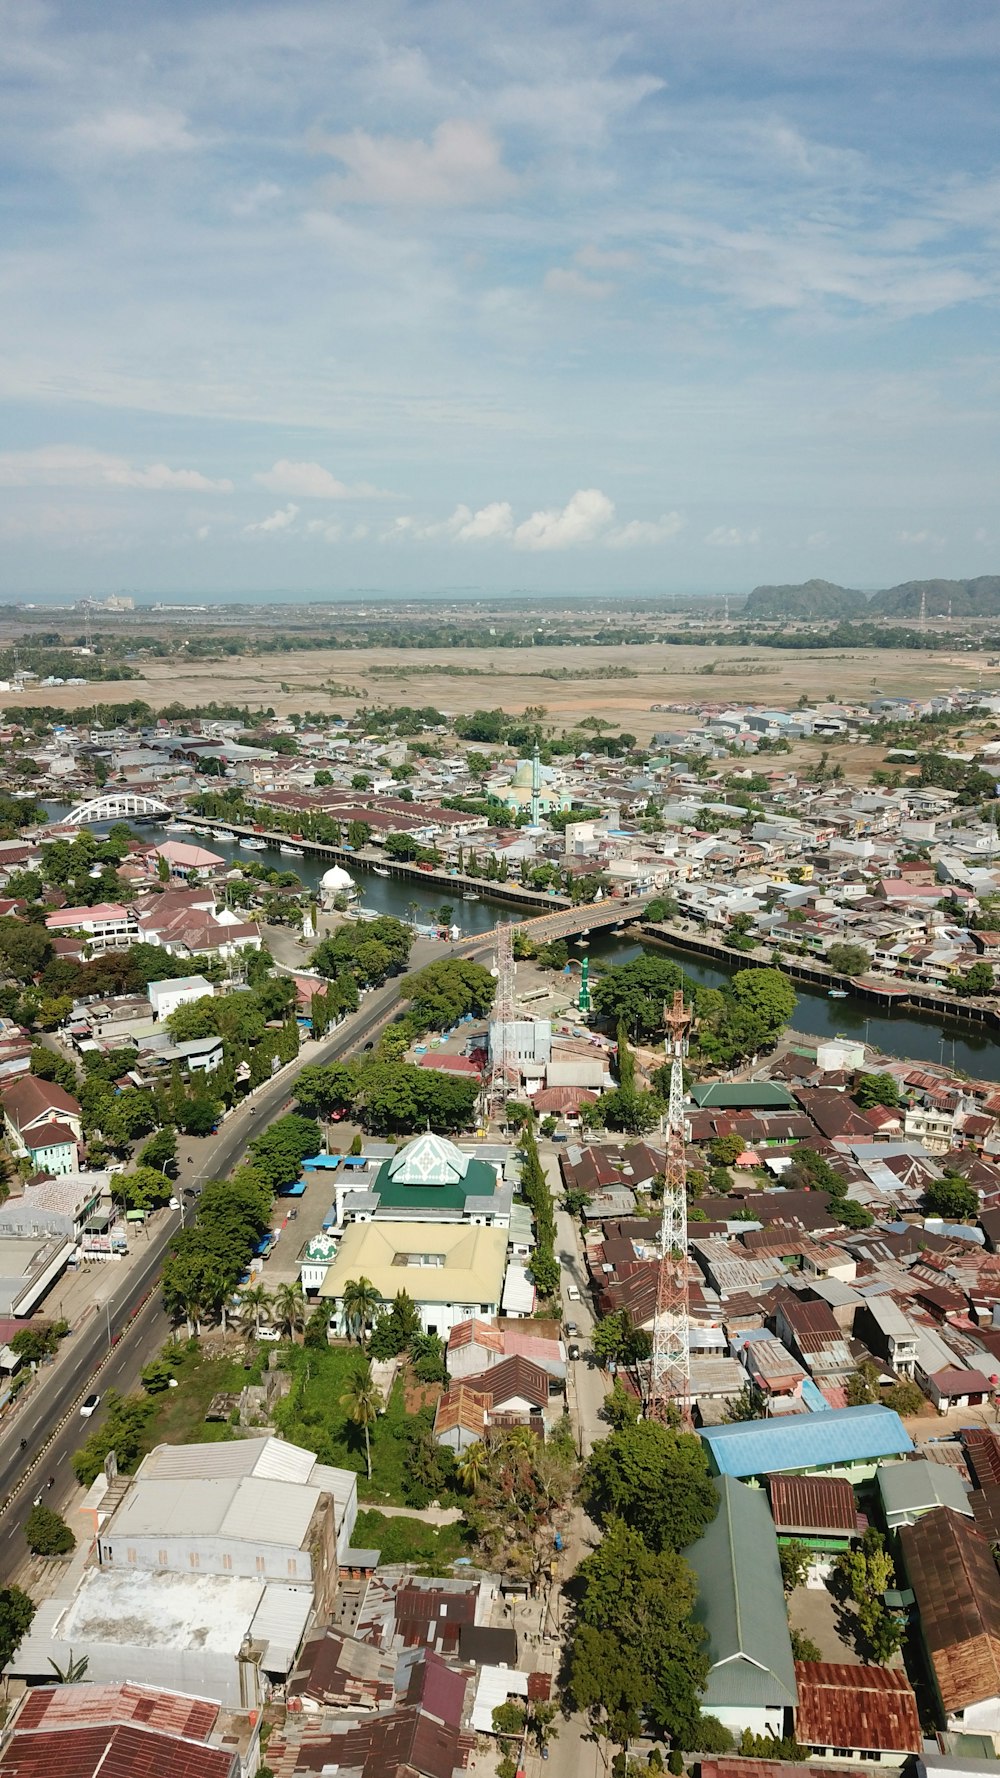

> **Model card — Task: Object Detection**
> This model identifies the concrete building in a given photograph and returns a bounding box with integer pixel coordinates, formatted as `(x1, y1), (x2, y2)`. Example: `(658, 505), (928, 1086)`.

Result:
(148, 974), (215, 1021)
(320, 1221), (509, 1340)
(330, 1131), (512, 1230)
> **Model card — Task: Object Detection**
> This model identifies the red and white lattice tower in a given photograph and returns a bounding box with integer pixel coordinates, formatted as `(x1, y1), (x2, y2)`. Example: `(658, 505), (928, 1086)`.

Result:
(489, 921), (518, 1104)
(648, 991), (692, 1420)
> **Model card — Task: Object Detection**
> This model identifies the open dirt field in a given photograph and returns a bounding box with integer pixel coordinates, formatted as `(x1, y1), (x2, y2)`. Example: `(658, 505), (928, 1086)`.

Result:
(12, 642), (995, 750)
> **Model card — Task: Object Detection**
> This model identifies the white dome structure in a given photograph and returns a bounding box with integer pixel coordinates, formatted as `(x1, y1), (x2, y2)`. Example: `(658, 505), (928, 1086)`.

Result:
(320, 863), (357, 909)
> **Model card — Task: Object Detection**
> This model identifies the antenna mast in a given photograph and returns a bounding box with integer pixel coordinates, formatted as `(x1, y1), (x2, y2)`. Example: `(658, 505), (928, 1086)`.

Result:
(488, 922), (518, 1110)
(648, 991), (692, 1420)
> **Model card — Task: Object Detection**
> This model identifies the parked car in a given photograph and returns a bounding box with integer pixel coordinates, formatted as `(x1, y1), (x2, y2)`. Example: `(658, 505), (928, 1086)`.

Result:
(79, 1393), (101, 1418)
(567, 1343), (581, 1362)
(565, 1320), (578, 1336)
(567, 1284), (581, 1301)
(168, 1197), (180, 1210)
(257, 1326), (281, 1342)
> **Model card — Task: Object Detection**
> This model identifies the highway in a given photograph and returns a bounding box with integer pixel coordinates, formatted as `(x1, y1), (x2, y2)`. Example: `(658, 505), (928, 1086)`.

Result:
(0, 969), (409, 1579)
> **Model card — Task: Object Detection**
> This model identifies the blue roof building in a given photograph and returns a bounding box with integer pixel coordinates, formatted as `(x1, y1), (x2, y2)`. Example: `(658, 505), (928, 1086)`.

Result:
(700, 1403), (912, 1481)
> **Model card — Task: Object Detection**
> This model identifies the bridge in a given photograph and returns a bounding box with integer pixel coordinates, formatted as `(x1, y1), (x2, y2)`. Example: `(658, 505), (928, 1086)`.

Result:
(456, 896), (650, 956)
(65, 793), (174, 826)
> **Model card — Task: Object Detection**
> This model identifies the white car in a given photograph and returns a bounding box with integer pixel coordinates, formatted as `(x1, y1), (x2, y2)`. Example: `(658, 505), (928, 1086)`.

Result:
(80, 1393), (101, 1418)
(566, 1284), (581, 1302)
(257, 1326), (281, 1342)
(168, 1197), (180, 1210)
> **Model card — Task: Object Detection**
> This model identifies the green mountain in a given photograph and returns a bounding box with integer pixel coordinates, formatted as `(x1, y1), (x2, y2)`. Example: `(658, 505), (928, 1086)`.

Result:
(743, 579), (868, 619)
(869, 576), (1000, 617)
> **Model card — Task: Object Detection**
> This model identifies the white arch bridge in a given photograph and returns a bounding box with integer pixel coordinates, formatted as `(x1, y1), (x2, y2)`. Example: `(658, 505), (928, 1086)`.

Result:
(65, 793), (174, 826)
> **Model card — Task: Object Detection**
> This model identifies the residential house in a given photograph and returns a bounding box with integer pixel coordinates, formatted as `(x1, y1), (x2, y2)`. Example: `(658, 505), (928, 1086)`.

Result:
(0, 1683), (252, 1778)
(2, 1075), (82, 1176)
(793, 1662), (922, 1766)
(877, 1458), (974, 1530)
(899, 1506), (1000, 1732)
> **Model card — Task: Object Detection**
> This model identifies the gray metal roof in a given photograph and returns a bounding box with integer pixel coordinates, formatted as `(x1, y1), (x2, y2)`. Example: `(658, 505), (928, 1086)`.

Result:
(687, 1475), (798, 1711)
(878, 1458), (973, 1520)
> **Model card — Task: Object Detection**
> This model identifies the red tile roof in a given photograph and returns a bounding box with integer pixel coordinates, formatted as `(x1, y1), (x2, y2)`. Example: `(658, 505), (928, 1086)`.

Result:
(767, 1474), (857, 1535)
(0, 1723), (236, 1778)
(793, 1661), (921, 1754)
(14, 1684), (219, 1741)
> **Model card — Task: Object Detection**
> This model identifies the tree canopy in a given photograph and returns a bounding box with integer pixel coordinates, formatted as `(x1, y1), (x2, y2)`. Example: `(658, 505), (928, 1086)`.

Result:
(583, 1419), (718, 1553)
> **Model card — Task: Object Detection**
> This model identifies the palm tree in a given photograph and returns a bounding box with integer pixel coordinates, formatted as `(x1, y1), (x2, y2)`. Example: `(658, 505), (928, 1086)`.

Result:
(456, 1439), (489, 1494)
(238, 1282), (272, 1335)
(179, 1293), (205, 1339)
(340, 1368), (383, 1479)
(341, 1276), (381, 1348)
(272, 1280), (305, 1344)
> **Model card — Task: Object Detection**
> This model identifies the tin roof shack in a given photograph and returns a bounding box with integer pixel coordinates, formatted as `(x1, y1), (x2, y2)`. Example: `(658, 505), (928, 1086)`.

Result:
(899, 1507), (1000, 1733)
(687, 1475), (797, 1740)
(766, 1475), (859, 1556)
(793, 1662), (922, 1766)
(0, 1682), (249, 1778)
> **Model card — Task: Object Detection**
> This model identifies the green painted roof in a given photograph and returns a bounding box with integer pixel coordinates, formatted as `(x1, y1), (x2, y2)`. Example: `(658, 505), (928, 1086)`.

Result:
(373, 1133), (498, 1210)
(691, 1081), (797, 1110)
(687, 1475), (798, 1711)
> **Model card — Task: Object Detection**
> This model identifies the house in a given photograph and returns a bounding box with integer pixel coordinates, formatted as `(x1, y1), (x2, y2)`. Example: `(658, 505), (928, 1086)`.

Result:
(699, 1404), (913, 1482)
(0, 1682), (249, 1778)
(687, 1474), (797, 1738)
(154, 840), (227, 880)
(446, 1317), (566, 1381)
(924, 1365), (995, 1413)
(856, 1297), (918, 1378)
(2, 1075), (82, 1175)
(877, 1458), (974, 1530)
(320, 1222), (509, 1339)
(899, 1506), (1000, 1731)
(44, 902), (137, 952)
(148, 974), (215, 1021)
(793, 1662), (922, 1765)
(433, 1354), (561, 1451)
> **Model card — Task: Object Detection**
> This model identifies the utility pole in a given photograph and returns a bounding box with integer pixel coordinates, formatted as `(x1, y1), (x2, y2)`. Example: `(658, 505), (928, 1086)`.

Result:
(648, 992), (691, 1421)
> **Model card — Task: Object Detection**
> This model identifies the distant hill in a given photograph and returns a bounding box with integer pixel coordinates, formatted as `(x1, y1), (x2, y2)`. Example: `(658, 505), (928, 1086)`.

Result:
(743, 579), (869, 619)
(869, 576), (1000, 617)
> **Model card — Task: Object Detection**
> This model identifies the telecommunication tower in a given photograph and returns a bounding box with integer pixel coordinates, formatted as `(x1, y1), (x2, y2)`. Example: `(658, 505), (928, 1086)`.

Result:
(530, 743), (542, 828)
(488, 921), (518, 1106)
(919, 587), (927, 632)
(648, 991), (692, 1420)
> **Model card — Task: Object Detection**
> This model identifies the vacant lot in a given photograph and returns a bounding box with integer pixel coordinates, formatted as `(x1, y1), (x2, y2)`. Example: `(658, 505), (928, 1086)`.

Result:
(14, 640), (994, 745)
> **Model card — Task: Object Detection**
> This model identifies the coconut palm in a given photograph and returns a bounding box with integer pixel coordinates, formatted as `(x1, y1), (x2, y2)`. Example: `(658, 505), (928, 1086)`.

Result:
(272, 1280), (306, 1344)
(238, 1282), (272, 1335)
(178, 1292), (205, 1338)
(456, 1439), (489, 1495)
(340, 1367), (384, 1479)
(341, 1276), (381, 1348)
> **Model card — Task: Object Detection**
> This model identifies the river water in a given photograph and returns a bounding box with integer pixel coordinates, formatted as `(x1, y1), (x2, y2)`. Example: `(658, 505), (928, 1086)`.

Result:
(47, 809), (1000, 1076)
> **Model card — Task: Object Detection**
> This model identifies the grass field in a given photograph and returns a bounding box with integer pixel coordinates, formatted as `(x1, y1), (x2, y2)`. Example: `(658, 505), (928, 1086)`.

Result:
(272, 1343), (423, 1502)
(353, 1507), (469, 1570)
(138, 1341), (268, 1454)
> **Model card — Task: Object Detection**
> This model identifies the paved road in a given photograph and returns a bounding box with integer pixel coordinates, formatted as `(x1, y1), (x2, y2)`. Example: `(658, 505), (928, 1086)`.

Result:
(0, 970), (410, 1579)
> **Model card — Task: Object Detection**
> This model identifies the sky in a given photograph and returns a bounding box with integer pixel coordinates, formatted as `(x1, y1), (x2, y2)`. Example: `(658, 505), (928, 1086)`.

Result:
(2, 0), (1000, 600)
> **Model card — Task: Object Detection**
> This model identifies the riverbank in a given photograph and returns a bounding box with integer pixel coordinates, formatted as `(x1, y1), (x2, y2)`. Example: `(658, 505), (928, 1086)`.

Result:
(638, 921), (1000, 1032)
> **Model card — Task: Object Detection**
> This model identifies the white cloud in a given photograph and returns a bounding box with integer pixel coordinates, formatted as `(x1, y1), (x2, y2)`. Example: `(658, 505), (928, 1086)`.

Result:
(607, 513), (684, 548)
(231, 181), (283, 218)
(705, 525), (761, 547)
(67, 108), (199, 156)
(305, 518), (342, 542)
(0, 446), (230, 491)
(543, 266), (615, 301)
(806, 530), (832, 548)
(195, 525), (211, 541)
(897, 528), (946, 546)
(450, 501), (515, 542)
(316, 118), (515, 207)
(576, 244), (636, 271)
(514, 488), (615, 551)
(254, 459), (386, 499)
(245, 503), (299, 535)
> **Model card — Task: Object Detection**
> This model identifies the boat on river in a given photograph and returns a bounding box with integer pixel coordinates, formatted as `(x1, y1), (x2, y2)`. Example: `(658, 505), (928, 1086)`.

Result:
(280, 844), (304, 856)
(240, 837), (267, 851)
(373, 866), (390, 877)
(828, 988), (848, 999)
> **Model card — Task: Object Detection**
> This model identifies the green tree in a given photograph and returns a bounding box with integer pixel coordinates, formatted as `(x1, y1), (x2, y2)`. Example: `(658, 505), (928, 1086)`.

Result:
(922, 1177), (978, 1221)
(827, 942), (870, 976)
(962, 960), (995, 997)
(583, 1420), (718, 1553)
(566, 1520), (708, 1751)
(272, 1280), (306, 1343)
(709, 1133), (745, 1167)
(340, 1367), (384, 1479)
(778, 1539), (811, 1593)
(25, 1503), (75, 1556)
(854, 1072), (900, 1109)
(790, 1629), (823, 1662)
(846, 1359), (881, 1406)
(0, 1586), (35, 1668)
(884, 1378), (925, 1417)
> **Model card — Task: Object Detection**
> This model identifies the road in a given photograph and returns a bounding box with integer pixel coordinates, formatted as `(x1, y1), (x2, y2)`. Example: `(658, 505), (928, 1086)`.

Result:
(0, 968), (410, 1580)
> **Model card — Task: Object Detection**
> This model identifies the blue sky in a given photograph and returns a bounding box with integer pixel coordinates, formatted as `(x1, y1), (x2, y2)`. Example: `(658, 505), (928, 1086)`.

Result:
(2, 0), (1000, 599)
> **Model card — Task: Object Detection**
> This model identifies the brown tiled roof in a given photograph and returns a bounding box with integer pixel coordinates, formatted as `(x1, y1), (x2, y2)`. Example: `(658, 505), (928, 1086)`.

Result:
(701, 1763), (866, 1778)
(1, 1073), (80, 1131)
(793, 1661), (921, 1754)
(971, 1486), (1000, 1544)
(899, 1507), (1000, 1712)
(461, 1353), (551, 1410)
(963, 1429), (1000, 1489)
(767, 1474), (857, 1535)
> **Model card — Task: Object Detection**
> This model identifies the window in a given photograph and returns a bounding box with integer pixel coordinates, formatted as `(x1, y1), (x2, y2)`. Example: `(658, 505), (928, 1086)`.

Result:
(189, 1552), (200, 1569)
(256, 1555), (266, 1573)
(127, 1548), (136, 1564)
(158, 1550), (168, 1567)
(287, 1558), (298, 1577)
(222, 1554), (233, 1572)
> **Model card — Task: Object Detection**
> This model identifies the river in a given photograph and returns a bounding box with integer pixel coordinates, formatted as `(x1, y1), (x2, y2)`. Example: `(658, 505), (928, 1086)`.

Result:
(47, 807), (1000, 1075)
